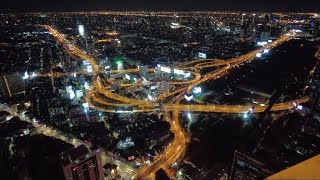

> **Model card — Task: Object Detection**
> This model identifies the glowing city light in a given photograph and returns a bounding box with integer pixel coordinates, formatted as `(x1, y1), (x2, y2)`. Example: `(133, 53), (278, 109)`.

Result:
(82, 102), (89, 109)
(78, 25), (85, 36)
(142, 77), (147, 83)
(243, 113), (248, 119)
(125, 74), (131, 80)
(148, 94), (155, 101)
(150, 85), (158, 90)
(69, 91), (75, 99)
(198, 52), (207, 59)
(22, 71), (29, 80)
(173, 69), (184, 75)
(84, 82), (90, 90)
(184, 94), (193, 101)
(293, 102), (297, 107)
(256, 53), (262, 58)
(187, 112), (191, 119)
(86, 65), (93, 73)
(257, 41), (268, 46)
(160, 66), (171, 73)
(193, 87), (202, 94)
(185, 72), (191, 78)
(31, 72), (37, 78)
(117, 61), (124, 70)
(264, 49), (270, 54)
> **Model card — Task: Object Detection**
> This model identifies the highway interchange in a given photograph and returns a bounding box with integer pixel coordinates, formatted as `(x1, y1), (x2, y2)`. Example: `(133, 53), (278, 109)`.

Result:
(44, 25), (308, 179)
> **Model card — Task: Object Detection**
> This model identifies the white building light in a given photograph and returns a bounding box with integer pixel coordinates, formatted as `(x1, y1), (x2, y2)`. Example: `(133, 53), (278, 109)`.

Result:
(125, 74), (131, 80)
(184, 94), (193, 101)
(174, 69), (185, 75)
(148, 94), (155, 101)
(22, 71), (29, 80)
(243, 112), (248, 119)
(86, 65), (93, 73)
(84, 82), (90, 90)
(184, 72), (191, 78)
(31, 72), (37, 78)
(160, 66), (171, 73)
(78, 25), (85, 36)
(69, 91), (75, 99)
(198, 52), (207, 59)
(82, 102), (89, 109)
(187, 112), (191, 119)
(193, 87), (202, 94)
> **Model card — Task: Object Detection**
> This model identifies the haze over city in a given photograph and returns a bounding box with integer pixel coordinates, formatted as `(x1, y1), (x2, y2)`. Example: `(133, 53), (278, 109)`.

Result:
(1, 0), (320, 12)
(0, 1), (320, 180)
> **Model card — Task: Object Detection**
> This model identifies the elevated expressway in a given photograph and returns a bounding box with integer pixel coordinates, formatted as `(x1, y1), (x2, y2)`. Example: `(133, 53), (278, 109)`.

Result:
(45, 25), (304, 179)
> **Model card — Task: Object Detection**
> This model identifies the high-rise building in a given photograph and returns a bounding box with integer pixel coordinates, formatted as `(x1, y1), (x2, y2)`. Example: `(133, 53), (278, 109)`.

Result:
(139, 65), (149, 79)
(77, 24), (92, 55)
(0, 73), (25, 98)
(314, 20), (320, 38)
(309, 81), (320, 110)
(61, 145), (104, 180)
(229, 151), (273, 180)
(78, 25), (85, 37)
(260, 32), (271, 41)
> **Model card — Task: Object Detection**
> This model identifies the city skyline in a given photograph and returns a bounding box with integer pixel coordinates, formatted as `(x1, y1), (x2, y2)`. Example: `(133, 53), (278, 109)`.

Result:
(0, 6), (319, 180)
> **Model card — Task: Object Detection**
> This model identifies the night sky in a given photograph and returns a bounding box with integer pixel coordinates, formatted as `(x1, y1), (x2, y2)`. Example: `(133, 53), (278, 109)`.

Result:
(1, 0), (320, 12)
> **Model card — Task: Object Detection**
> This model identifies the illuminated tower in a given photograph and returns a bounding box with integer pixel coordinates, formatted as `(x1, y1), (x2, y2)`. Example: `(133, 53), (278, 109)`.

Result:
(241, 13), (246, 26)
(115, 57), (124, 70)
(0, 73), (25, 98)
(78, 24), (90, 54)
(252, 14), (256, 26)
(229, 151), (272, 180)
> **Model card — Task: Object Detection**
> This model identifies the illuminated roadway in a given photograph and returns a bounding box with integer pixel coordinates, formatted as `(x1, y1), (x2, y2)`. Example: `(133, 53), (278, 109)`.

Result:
(163, 98), (309, 113)
(45, 25), (304, 179)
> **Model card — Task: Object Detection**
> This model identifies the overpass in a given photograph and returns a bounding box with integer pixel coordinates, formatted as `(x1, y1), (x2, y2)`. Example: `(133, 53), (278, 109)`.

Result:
(45, 25), (299, 180)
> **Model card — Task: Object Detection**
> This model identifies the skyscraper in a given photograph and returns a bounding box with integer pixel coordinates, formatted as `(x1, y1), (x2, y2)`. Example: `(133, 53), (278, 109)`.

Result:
(0, 73), (25, 98)
(61, 145), (104, 180)
(229, 151), (273, 180)
(260, 32), (271, 41)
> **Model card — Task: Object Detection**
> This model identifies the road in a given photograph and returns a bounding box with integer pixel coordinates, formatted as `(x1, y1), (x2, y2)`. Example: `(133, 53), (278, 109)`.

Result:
(0, 104), (136, 179)
(44, 25), (302, 179)
(163, 98), (309, 113)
